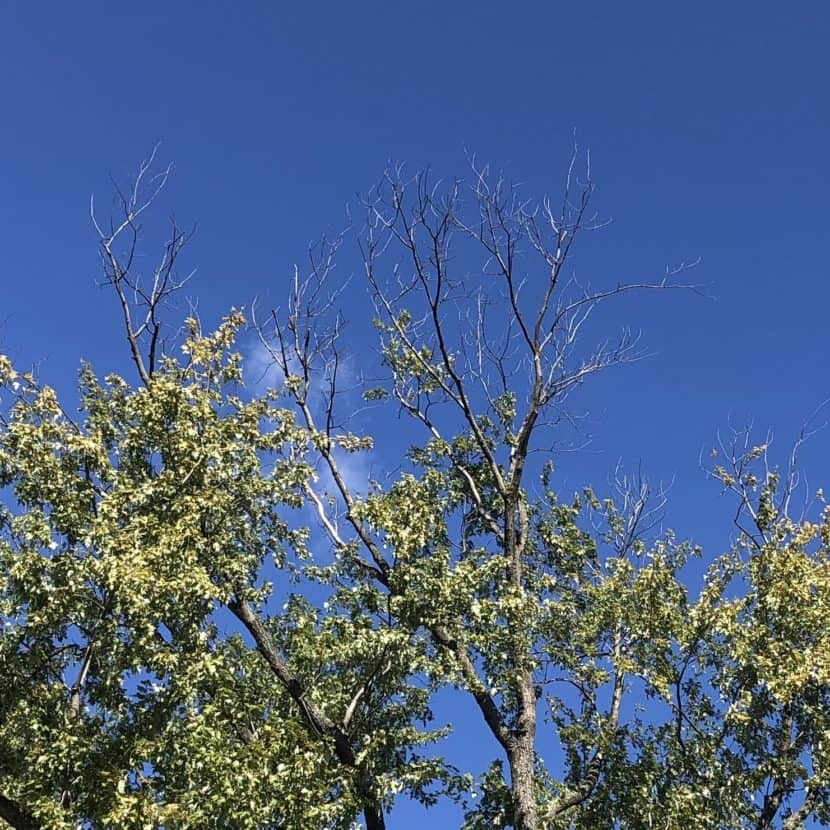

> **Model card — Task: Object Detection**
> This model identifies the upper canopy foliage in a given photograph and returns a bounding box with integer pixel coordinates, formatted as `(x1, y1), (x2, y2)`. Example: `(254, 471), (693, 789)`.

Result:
(1, 156), (829, 830)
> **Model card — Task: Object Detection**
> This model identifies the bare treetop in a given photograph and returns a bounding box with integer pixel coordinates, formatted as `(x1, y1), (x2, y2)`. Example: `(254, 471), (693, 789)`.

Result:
(91, 147), (193, 385)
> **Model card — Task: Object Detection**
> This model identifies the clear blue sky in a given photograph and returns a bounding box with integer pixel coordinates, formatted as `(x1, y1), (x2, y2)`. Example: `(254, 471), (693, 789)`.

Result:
(2, 2), (829, 826)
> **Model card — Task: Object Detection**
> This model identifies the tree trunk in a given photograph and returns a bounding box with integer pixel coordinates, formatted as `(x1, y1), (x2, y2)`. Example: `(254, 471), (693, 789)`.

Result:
(362, 799), (386, 830)
(0, 795), (40, 830)
(508, 736), (538, 830)
(508, 669), (539, 830)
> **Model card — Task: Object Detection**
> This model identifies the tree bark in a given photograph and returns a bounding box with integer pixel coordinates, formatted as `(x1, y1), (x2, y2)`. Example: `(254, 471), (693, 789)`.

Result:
(507, 668), (539, 830)
(507, 737), (538, 830)
(0, 795), (40, 830)
(362, 801), (386, 830)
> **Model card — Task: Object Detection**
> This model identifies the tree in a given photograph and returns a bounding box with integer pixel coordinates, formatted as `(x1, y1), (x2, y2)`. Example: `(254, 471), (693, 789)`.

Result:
(1, 152), (829, 830)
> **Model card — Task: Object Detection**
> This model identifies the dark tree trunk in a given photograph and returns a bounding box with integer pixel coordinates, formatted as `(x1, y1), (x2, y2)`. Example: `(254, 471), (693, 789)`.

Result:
(0, 795), (40, 830)
(362, 800), (386, 830)
(508, 668), (539, 830)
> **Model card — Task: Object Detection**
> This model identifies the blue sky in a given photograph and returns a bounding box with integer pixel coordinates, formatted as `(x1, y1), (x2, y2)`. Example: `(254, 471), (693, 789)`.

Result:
(2, 1), (829, 826)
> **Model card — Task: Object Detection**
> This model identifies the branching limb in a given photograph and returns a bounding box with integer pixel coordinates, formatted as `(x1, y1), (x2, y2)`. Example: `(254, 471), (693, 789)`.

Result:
(227, 595), (388, 830)
(227, 595), (358, 766)
(428, 623), (512, 754)
(0, 795), (40, 830)
(342, 648), (393, 731)
(68, 643), (94, 717)
(92, 147), (192, 385)
(256, 248), (513, 762)
(706, 401), (829, 549)
(546, 629), (626, 821)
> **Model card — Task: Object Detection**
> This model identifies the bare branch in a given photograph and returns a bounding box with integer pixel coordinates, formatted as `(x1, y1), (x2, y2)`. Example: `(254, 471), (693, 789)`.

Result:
(92, 148), (191, 385)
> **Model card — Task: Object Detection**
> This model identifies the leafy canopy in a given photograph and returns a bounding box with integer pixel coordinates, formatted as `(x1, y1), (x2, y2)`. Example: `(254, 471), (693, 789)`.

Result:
(1, 158), (829, 830)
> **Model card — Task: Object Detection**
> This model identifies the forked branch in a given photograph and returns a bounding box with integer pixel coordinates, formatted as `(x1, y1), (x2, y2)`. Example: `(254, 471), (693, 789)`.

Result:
(91, 146), (193, 385)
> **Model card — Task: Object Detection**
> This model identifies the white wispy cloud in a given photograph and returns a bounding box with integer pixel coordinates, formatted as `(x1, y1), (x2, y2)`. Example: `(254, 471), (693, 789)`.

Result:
(242, 335), (378, 497)
(243, 337), (288, 394)
(313, 446), (374, 497)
